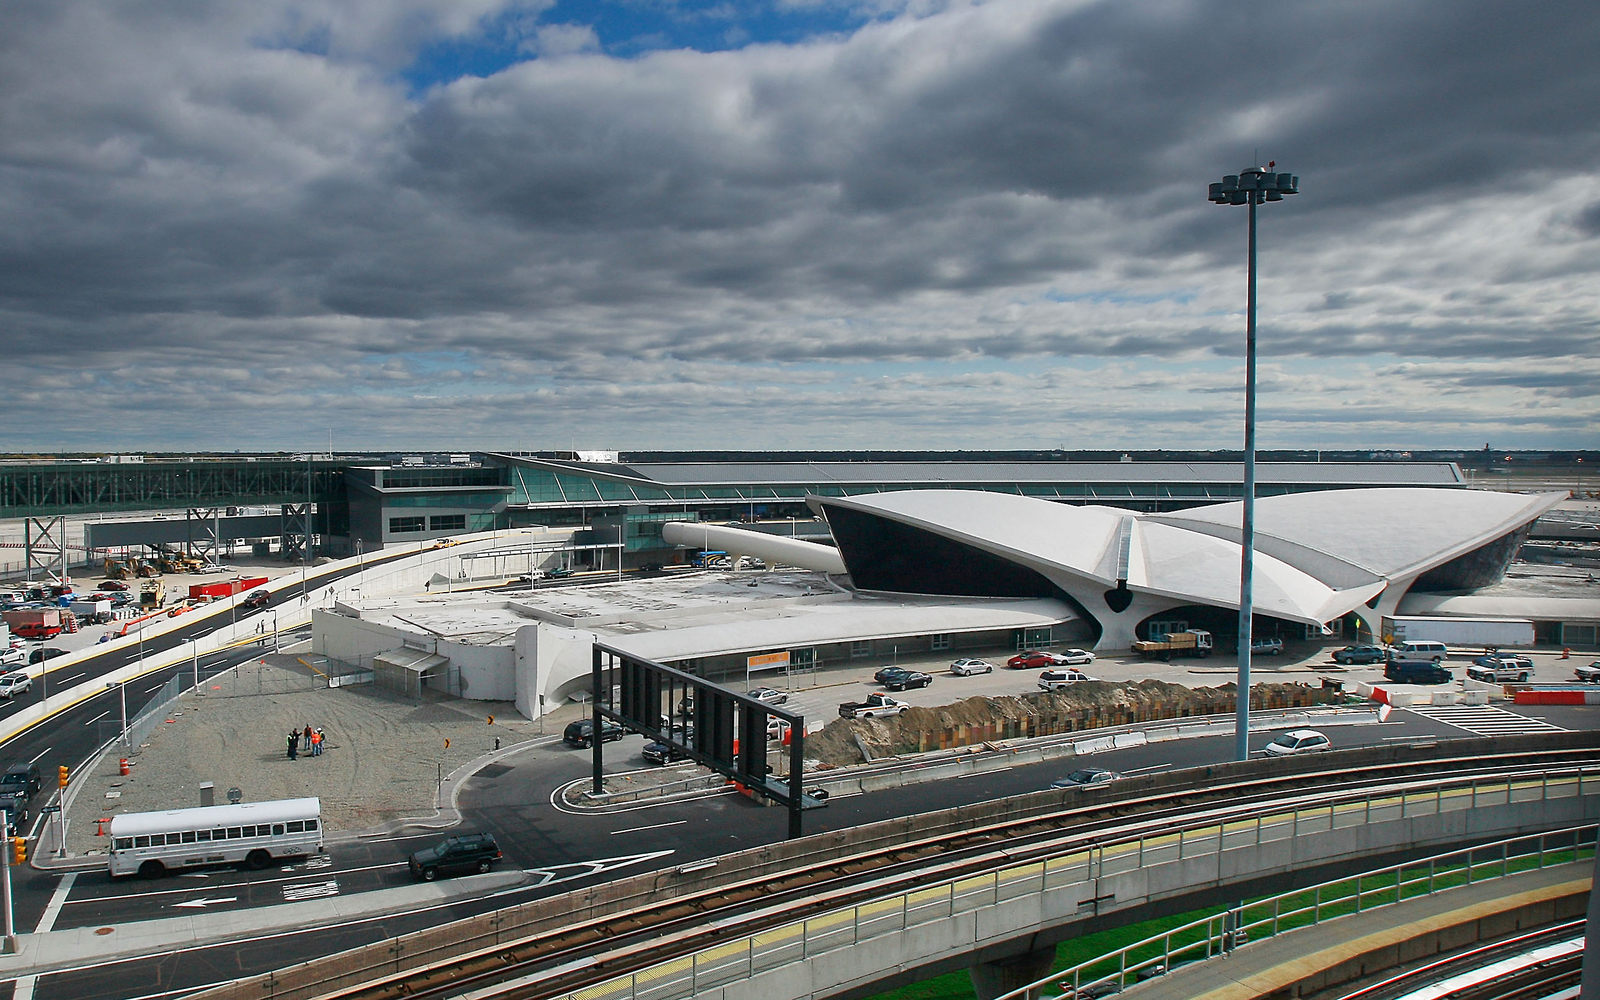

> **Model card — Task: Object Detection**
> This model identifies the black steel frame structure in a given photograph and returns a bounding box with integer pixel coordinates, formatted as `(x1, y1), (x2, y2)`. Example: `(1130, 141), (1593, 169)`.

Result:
(591, 642), (826, 839)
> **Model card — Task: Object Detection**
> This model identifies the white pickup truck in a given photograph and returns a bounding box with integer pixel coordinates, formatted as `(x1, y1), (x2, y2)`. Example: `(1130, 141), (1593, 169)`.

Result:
(838, 692), (910, 719)
(1466, 654), (1534, 683)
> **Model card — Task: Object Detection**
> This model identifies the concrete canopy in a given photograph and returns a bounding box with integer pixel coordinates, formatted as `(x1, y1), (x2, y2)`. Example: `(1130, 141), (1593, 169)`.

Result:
(812, 488), (1564, 652)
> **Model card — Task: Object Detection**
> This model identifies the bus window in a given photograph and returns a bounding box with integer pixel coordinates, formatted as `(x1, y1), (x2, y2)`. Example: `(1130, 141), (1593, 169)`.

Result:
(286, 821), (303, 833)
(272, 824), (285, 835)
(182, 831), (196, 843)
(227, 827), (241, 839)
(213, 828), (226, 840)
(196, 830), (210, 841)
(115, 838), (133, 850)
(135, 836), (151, 848)
(305, 819), (318, 830)
(166, 833), (183, 845)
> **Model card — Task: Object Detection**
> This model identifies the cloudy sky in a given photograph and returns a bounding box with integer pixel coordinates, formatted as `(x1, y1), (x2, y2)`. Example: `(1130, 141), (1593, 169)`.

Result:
(2, 1), (1596, 454)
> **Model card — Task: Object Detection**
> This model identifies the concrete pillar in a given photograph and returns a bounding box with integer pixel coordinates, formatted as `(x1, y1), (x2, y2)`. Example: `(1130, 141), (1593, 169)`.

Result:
(970, 945), (1056, 1000)
(1580, 841), (1600, 1000)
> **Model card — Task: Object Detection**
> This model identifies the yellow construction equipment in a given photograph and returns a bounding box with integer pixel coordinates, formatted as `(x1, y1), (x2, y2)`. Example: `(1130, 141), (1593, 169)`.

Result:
(139, 579), (165, 609)
(104, 559), (131, 580)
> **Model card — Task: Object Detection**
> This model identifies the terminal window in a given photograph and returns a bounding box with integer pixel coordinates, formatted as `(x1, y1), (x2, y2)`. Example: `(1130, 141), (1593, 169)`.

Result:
(430, 514), (466, 531)
(389, 516), (425, 533)
(930, 634), (951, 651)
(850, 640), (871, 658)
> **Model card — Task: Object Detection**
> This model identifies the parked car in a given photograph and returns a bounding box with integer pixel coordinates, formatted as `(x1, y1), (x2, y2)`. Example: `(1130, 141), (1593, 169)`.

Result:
(27, 648), (67, 665)
(1050, 768), (1123, 789)
(1467, 654), (1533, 683)
(1007, 651), (1058, 669)
(882, 670), (932, 691)
(1261, 730), (1332, 757)
(1039, 668), (1098, 690)
(0, 762), (41, 800)
(1391, 640), (1450, 662)
(1054, 649), (1097, 666)
(0, 673), (31, 699)
(562, 718), (625, 748)
(949, 658), (995, 676)
(1250, 637), (1284, 656)
(408, 832), (501, 880)
(1384, 659), (1453, 685)
(1332, 645), (1387, 665)
(95, 581), (130, 592)
(873, 666), (913, 685)
(1575, 661), (1600, 683)
(747, 687), (788, 705)
(0, 648), (25, 669)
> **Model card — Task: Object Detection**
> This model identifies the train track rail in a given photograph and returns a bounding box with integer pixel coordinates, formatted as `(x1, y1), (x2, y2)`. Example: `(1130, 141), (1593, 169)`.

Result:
(279, 744), (1600, 1000)
(1331, 919), (1583, 1000)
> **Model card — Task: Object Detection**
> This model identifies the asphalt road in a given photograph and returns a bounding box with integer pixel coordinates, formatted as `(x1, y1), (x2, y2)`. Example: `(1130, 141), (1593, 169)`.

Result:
(2, 700), (1587, 1000)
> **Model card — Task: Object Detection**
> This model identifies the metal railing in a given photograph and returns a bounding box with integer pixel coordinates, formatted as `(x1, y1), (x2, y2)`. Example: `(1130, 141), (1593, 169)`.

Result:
(561, 768), (1595, 1000)
(1026, 824), (1597, 1000)
(123, 675), (183, 749)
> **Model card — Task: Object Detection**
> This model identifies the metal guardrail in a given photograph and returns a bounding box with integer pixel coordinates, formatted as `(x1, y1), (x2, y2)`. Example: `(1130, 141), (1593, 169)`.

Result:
(1019, 824), (1597, 1000)
(558, 768), (1597, 1000)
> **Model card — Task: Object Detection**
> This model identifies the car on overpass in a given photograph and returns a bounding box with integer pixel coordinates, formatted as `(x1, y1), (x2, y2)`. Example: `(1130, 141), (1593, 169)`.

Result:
(0, 672), (31, 698)
(1260, 729), (1333, 757)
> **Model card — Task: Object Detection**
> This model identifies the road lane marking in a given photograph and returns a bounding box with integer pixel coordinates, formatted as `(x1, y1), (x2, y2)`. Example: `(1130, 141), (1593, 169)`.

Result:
(60, 673), (85, 685)
(84, 711), (111, 726)
(610, 820), (688, 836)
(63, 860), (406, 904)
(143, 682), (166, 693)
(172, 896), (239, 909)
(282, 879), (339, 901)
(27, 745), (52, 764)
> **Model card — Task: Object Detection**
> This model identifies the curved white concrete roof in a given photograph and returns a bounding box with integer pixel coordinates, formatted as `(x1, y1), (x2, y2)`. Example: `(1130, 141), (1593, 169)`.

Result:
(1148, 488), (1565, 582)
(818, 487), (1560, 628)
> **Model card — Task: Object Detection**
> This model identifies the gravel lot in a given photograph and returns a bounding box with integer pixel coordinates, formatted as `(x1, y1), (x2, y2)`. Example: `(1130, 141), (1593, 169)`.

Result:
(64, 653), (548, 855)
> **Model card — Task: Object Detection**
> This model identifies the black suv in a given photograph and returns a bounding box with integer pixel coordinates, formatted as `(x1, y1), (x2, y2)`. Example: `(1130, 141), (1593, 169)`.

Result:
(408, 832), (502, 881)
(1, 763), (41, 800)
(563, 718), (625, 749)
(1384, 659), (1453, 685)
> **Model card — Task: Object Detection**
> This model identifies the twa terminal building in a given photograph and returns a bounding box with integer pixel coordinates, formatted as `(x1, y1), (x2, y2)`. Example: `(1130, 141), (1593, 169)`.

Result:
(809, 488), (1566, 652)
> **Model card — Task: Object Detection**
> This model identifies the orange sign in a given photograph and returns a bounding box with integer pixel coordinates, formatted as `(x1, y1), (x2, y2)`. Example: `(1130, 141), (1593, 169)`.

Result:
(746, 651), (790, 670)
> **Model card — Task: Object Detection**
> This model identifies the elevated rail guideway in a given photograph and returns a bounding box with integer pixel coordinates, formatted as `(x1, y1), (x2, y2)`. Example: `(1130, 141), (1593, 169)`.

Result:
(194, 733), (1600, 1000)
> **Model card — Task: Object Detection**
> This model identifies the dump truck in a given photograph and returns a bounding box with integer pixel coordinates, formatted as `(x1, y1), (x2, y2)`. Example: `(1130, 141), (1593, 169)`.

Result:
(1131, 629), (1214, 661)
(139, 580), (165, 610)
(3, 608), (63, 640)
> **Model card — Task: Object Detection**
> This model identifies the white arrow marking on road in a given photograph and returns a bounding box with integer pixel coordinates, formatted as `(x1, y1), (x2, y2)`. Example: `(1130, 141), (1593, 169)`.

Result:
(172, 896), (238, 909)
(522, 850), (675, 887)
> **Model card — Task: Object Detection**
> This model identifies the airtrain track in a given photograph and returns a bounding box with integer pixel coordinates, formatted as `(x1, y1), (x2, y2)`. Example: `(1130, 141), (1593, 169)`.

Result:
(1330, 919), (1583, 1000)
(265, 742), (1600, 1000)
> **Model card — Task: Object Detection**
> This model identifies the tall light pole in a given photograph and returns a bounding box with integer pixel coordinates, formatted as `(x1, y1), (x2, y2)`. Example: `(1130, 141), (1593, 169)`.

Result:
(1209, 163), (1299, 762)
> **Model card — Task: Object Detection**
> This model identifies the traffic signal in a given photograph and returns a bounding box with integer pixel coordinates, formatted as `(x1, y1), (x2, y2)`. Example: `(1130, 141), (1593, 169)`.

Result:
(58, 765), (69, 788)
(11, 837), (25, 865)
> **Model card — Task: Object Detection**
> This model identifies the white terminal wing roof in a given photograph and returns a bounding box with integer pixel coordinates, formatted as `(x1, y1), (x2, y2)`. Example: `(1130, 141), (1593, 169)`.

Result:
(825, 490), (1127, 585)
(1148, 488), (1566, 581)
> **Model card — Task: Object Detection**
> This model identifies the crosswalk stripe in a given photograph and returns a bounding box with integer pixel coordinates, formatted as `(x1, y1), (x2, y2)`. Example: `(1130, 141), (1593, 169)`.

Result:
(1404, 705), (1567, 737)
(282, 879), (340, 901)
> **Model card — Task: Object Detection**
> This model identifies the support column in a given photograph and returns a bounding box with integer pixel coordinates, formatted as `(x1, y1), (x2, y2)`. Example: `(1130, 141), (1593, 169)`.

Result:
(970, 945), (1056, 1000)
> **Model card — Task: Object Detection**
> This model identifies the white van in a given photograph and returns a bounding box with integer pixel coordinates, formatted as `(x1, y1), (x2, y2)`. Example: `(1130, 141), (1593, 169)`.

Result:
(1393, 640), (1449, 662)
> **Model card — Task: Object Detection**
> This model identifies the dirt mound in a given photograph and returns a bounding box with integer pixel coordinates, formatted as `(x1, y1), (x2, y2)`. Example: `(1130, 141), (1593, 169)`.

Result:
(807, 680), (1329, 766)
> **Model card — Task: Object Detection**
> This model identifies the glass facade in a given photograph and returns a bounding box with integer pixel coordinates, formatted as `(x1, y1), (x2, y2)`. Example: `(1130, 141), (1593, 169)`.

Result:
(822, 503), (1061, 599)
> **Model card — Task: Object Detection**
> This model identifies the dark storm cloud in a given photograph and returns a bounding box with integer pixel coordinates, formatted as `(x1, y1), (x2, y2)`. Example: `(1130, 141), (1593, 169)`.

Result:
(0, 0), (1596, 449)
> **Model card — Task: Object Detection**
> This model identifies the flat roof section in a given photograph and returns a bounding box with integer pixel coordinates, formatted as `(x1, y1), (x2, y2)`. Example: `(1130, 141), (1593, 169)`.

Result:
(350, 570), (1077, 665)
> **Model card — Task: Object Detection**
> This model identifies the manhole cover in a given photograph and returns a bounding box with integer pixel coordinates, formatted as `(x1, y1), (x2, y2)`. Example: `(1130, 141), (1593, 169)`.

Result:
(476, 764), (514, 779)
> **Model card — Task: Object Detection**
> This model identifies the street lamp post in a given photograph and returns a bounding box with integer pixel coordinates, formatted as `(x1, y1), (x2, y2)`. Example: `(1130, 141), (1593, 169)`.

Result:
(1209, 164), (1299, 762)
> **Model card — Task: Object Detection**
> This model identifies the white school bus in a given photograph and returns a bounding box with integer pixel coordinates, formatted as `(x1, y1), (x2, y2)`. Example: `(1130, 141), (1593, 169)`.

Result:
(108, 797), (322, 878)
